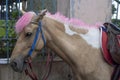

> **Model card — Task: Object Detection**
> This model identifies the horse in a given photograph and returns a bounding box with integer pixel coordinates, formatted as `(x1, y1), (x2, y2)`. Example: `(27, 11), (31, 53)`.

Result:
(10, 9), (113, 80)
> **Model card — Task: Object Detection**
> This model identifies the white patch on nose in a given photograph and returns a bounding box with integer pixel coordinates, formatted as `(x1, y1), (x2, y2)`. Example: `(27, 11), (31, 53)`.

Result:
(64, 24), (100, 49)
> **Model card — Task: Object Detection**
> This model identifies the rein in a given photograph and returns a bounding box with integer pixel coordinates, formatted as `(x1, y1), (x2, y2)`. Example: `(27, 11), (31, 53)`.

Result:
(25, 58), (38, 80)
(25, 21), (52, 80)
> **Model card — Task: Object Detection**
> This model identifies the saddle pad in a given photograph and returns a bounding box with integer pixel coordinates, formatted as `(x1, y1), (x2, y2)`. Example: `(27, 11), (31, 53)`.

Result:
(100, 27), (114, 65)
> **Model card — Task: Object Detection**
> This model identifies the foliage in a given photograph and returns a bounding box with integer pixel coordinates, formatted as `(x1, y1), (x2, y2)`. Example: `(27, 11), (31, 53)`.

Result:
(0, 28), (5, 37)
(11, 10), (20, 19)
(0, 20), (16, 58)
(112, 19), (120, 27)
(112, 4), (116, 15)
(0, 20), (16, 37)
(115, 0), (120, 4)
(111, 0), (120, 27)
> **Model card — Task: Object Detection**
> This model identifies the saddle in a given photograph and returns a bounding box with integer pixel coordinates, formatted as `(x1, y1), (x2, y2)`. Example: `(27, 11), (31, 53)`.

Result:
(103, 22), (120, 64)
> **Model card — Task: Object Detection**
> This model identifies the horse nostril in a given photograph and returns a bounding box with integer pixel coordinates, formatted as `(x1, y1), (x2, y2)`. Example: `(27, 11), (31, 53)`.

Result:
(10, 61), (17, 69)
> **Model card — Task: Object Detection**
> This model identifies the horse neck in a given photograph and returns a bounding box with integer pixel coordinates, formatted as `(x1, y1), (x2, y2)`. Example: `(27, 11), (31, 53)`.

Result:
(42, 17), (75, 63)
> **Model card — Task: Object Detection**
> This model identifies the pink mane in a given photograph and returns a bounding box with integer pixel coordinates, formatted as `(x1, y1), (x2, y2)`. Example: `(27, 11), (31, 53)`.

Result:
(46, 12), (102, 28)
(15, 11), (102, 33)
(15, 12), (36, 33)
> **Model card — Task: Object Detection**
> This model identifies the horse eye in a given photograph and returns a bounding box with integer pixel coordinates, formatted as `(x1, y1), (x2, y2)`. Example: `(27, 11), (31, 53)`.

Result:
(25, 32), (32, 37)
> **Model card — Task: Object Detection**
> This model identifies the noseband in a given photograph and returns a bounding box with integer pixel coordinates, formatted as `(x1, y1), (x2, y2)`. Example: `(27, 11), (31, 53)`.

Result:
(28, 21), (46, 56)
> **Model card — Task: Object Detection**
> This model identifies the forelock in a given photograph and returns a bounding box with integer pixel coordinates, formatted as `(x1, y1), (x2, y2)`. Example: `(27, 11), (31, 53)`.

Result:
(15, 11), (36, 33)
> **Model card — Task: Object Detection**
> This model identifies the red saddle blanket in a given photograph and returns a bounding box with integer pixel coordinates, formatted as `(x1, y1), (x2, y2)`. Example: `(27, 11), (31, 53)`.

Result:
(100, 27), (115, 65)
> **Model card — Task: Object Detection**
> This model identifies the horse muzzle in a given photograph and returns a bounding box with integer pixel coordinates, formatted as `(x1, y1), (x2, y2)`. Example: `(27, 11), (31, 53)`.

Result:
(10, 55), (26, 73)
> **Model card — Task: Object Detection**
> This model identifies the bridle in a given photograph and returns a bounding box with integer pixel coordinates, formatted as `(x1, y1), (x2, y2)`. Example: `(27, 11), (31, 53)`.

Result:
(28, 21), (46, 56)
(24, 21), (52, 80)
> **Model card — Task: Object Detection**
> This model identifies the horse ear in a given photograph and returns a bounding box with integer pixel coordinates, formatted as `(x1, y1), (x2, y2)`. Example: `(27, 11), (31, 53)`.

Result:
(39, 9), (47, 19)
(20, 9), (26, 15)
(33, 9), (47, 22)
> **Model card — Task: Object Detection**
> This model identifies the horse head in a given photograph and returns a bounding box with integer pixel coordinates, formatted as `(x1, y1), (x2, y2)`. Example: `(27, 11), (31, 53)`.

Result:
(10, 9), (47, 72)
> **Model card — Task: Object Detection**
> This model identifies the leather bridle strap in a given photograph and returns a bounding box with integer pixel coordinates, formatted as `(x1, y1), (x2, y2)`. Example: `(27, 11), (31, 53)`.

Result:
(28, 21), (46, 56)
(25, 51), (53, 80)
(25, 58), (38, 80)
(42, 51), (53, 80)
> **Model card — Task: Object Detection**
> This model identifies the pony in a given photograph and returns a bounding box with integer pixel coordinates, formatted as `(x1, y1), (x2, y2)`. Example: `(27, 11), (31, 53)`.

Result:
(10, 9), (113, 80)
